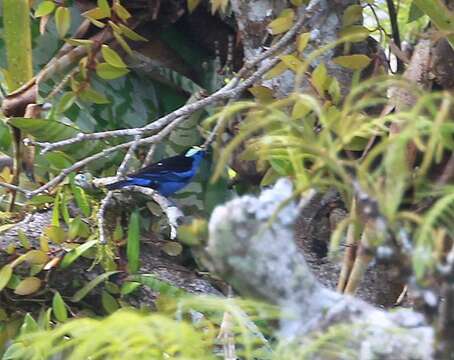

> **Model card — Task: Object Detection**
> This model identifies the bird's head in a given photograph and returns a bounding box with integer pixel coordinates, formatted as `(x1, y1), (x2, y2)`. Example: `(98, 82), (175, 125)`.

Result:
(74, 172), (94, 190)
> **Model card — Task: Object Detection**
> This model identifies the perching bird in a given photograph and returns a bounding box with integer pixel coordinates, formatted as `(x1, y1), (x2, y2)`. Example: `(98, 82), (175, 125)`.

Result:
(105, 146), (205, 196)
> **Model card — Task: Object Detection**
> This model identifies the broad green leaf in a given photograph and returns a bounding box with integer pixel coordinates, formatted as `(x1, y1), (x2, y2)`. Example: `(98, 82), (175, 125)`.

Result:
(333, 55), (371, 70)
(101, 45), (127, 68)
(131, 274), (185, 298)
(0, 265), (13, 291)
(61, 240), (97, 269)
(55, 7), (71, 38)
(35, 1), (56, 17)
(18, 230), (31, 249)
(102, 290), (119, 314)
(408, 1), (425, 22)
(27, 194), (54, 205)
(96, 62), (129, 80)
(127, 210), (140, 273)
(248, 86), (274, 103)
(71, 271), (120, 302)
(2, 343), (27, 360)
(7, 118), (103, 159)
(267, 9), (294, 34)
(83, 6), (109, 20)
(52, 292), (68, 322)
(14, 277), (41, 295)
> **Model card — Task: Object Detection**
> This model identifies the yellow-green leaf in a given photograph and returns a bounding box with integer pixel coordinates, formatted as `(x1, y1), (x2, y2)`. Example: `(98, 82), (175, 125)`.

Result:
(162, 242), (183, 257)
(264, 61), (288, 80)
(97, 0), (111, 17)
(127, 210), (140, 273)
(333, 54), (371, 70)
(35, 1), (55, 17)
(248, 86), (274, 103)
(52, 292), (68, 322)
(113, 31), (132, 54)
(96, 62), (129, 80)
(24, 250), (48, 265)
(311, 63), (328, 94)
(268, 9), (295, 34)
(297, 32), (310, 53)
(102, 290), (119, 314)
(14, 277), (41, 295)
(101, 45), (127, 68)
(79, 87), (110, 104)
(280, 54), (304, 73)
(188, 0), (202, 12)
(0, 265), (13, 291)
(45, 225), (66, 244)
(118, 24), (147, 42)
(55, 7), (71, 38)
(339, 25), (370, 42)
(112, 3), (131, 20)
(342, 4), (363, 27)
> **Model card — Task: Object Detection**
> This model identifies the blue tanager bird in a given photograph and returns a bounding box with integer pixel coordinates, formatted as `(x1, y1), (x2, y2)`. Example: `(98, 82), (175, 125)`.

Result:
(105, 146), (205, 196)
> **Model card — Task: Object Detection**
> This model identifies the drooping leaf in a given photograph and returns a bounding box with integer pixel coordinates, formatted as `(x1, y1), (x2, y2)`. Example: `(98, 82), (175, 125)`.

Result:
(267, 9), (294, 34)
(102, 290), (119, 314)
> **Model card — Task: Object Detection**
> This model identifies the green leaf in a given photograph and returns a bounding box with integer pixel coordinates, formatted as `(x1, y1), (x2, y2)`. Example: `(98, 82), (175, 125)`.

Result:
(102, 290), (119, 314)
(97, 0), (111, 17)
(55, 7), (71, 38)
(79, 87), (110, 104)
(35, 1), (56, 17)
(113, 31), (132, 54)
(118, 24), (147, 41)
(342, 4), (362, 27)
(161, 242), (183, 257)
(127, 210), (140, 273)
(52, 292), (68, 322)
(52, 192), (60, 227)
(96, 62), (129, 80)
(333, 55), (371, 70)
(297, 32), (310, 53)
(20, 313), (39, 334)
(14, 277), (41, 295)
(57, 92), (76, 113)
(120, 281), (141, 296)
(27, 194), (55, 206)
(0, 265), (13, 291)
(61, 240), (97, 269)
(312, 63), (328, 94)
(408, 1), (425, 22)
(7, 118), (103, 160)
(112, 3), (131, 20)
(18, 230), (31, 249)
(71, 271), (120, 302)
(2, 343), (27, 360)
(44, 225), (66, 244)
(101, 45), (127, 68)
(71, 184), (91, 217)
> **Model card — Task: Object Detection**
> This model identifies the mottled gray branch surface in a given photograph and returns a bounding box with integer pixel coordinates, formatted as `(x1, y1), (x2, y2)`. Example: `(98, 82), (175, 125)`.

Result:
(206, 179), (434, 359)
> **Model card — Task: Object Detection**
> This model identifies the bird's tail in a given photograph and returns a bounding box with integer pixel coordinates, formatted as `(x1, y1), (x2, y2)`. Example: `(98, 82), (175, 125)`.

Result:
(105, 179), (132, 190)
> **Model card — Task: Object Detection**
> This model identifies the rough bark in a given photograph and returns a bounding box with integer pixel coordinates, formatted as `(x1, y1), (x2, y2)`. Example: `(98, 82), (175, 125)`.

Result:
(206, 179), (434, 359)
